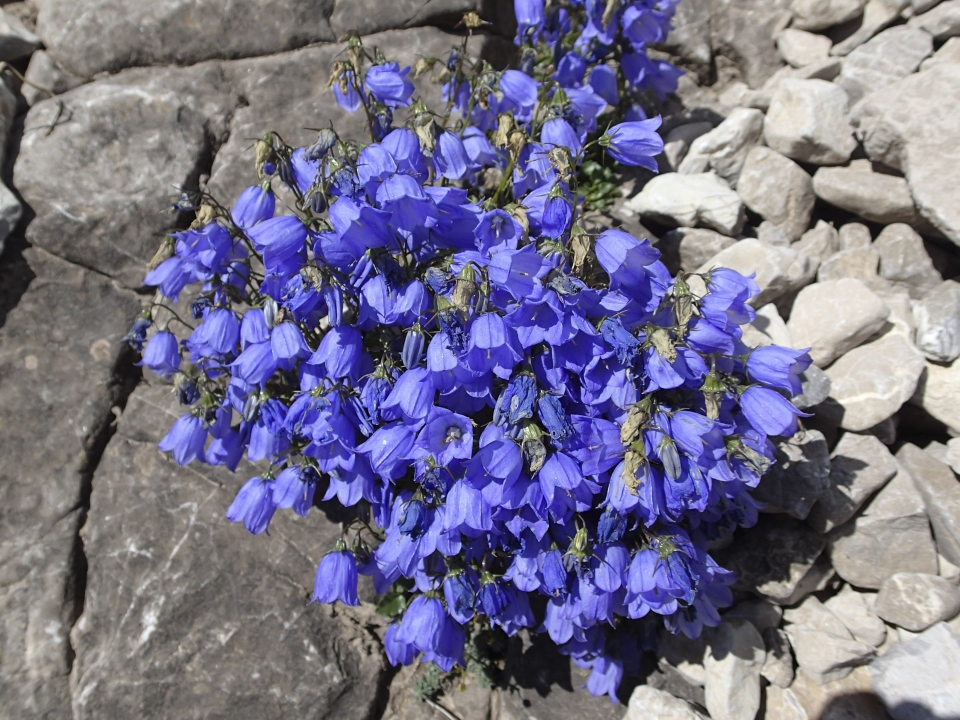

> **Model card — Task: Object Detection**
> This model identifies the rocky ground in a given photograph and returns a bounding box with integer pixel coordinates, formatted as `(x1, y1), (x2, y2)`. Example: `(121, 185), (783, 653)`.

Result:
(0, 0), (959, 718)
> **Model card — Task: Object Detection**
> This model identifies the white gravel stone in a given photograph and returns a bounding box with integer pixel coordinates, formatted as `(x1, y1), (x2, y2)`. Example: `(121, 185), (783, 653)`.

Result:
(812, 165), (920, 225)
(851, 64), (960, 246)
(897, 443), (960, 568)
(764, 686), (808, 720)
(908, 0), (960, 39)
(791, 0), (866, 31)
(787, 278), (890, 367)
(737, 146), (815, 242)
(625, 172), (745, 236)
(777, 28), (833, 67)
(875, 223), (942, 299)
(920, 35), (960, 69)
(807, 432), (899, 533)
(678, 108), (765, 186)
(836, 25), (933, 103)
(829, 464), (939, 588)
(913, 281), (960, 362)
(0, 6), (40, 61)
(817, 247), (880, 282)
(675, 227), (737, 271)
(697, 238), (816, 306)
(825, 331), (926, 431)
(870, 623), (960, 720)
(660, 121), (714, 172)
(832, 0), (912, 55)
(624, 686), (707, 719)
(761, 627), (796, 688)
(912, 358), (960, 435)
(825, 586), (888, 647)
(794, 220), (840, 265)
(764, 79), (858, 165)
(724, 599), (784, 634)
(839, 222), (872, 249)
(784, 597), (876, 683)
(704, 621), (765, 720)
(876, 573), (960, 631)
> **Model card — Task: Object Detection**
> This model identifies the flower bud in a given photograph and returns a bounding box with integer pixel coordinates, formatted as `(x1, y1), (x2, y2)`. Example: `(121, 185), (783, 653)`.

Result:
(402, 324), (426, 369)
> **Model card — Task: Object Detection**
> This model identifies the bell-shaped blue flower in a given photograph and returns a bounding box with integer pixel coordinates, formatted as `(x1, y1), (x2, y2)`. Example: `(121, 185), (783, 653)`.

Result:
(158, 413), (207, 466)
(140, 330), (181, 378)
(740, 385), (807, 437)
(365, 63), (414, 108)
(600, 118), (664, 171)
(313, 549), (360, 606)
(226, 476), (276, 535)
(746, 345), (812, 396)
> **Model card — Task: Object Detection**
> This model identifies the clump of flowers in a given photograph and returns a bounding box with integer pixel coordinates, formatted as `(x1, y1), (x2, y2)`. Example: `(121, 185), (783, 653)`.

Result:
(133, 0), (811, 702)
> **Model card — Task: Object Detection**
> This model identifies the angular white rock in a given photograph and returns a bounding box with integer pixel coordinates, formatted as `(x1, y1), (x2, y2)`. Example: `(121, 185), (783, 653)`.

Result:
(812, 165), (920, 225)
(825, 586), (888, 647)
(625, 172), (745, 236)
(704, 621), (765, 720)
(698, 238), (816, 306)
(913, 280), (960, 362)
(764, 79), (858, 165)
(825, 331), (926, 431)
(875, 573), (960, 631)
(677, 108), (765, 186)
(787, 278), (890, 367)
(624, 685), (707, 720)
(912, 358), (960, 435)
(777, 28), (833, 67)
(837, 25), (933, 103)
(737, 146), (815, 242)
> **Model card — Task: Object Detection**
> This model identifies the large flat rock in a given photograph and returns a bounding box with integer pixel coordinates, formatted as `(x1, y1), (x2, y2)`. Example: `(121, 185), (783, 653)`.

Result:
(13, 63), (238, 288)
(852, 64), (960, 246)
(71, 383), (388, 720)
(210, 27), (480, 204)
(0, 247), (141, 719)
(33, 0), (335, 78)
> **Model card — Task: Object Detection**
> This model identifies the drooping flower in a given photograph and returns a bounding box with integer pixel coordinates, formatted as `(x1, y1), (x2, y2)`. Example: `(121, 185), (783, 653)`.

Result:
(313, 550), (360, 606)
(600, 118), (665, 171)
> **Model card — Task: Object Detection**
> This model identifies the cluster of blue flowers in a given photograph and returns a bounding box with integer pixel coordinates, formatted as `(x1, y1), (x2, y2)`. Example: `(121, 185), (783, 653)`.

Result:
(134, 0), (811, 702)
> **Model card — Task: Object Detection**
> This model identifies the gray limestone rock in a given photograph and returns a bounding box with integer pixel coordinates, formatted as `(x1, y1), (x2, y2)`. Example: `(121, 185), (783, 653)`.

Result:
(794, 220), (840, 265)
(0, 6), (40, 61)
(825, 332), (926, 431)
(709, 0), (793, 88)
(837, 25), (933, 103)
(784, 597), (876, 683)
(920, 34), (960, 68)
(22, 49), (86, 106)
(794, 365), (833, 409)
(209, 28), (477, 204)
(787, 278), (890, 367)
(875, 573), (960, 631)
(831, 0), (912, 55)
(875, 223), (943, 300)
(0, 248), (141, 719)
(13, 63), (237, 288)
(0, 181), (22, 256)
(625, 172), (746, 236)
(670, 227), (737, 271)
(829, 465), (939, 589)
(724, 599), (784, 634)
(896, 443), (960, 567)
(656, 0), (713, 82)
(825, 587), (888, 647)
(791, 0), (866, 30)
(757, 220), (793, 247)
(32, 0), (338, 78)
(761, 627), (796, 688)
(913, 280), (960, 362)
(697, 239), (817, 305)
(912, 358), (960, 435)
(764, 79), (858, 165)
(624, 686), (707, 720)
(790, 665), (889, 719)
(704, 621), (765, 720)
(908, 0), (960, 40)
(777, 28), (833, 67)
(660, 121), (714, 172)
(715, 516), (826, 604)
(807, 432), (899, 533)
(817, 247), (881, 282)
(870, 623), (960, 720)
(329, 0), (496, 38)
(812, 165), (921, 225)
(737, 146), (816, 242)
(71, 384), (388, 720)
(851, 64), (960, 246)
(839, 222), (873, 250)
(678, 108), (765, 187)
(659, 627), (709, 687)
(754, 429), (831, 520)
